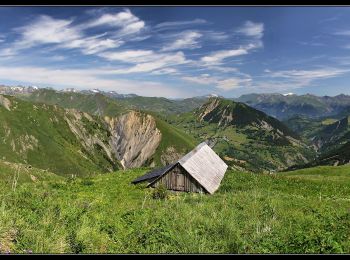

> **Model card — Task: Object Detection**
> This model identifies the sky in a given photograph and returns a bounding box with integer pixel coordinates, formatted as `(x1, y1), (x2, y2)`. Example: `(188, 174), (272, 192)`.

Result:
(1, 6), (350, 98)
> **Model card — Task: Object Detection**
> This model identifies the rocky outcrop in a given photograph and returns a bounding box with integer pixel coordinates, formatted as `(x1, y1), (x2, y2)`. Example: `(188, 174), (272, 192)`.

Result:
(64, 109), (116, 170)
(198, 98), (220, 122)
(105, 111), (162, 169)
(0, 95), (11, 111)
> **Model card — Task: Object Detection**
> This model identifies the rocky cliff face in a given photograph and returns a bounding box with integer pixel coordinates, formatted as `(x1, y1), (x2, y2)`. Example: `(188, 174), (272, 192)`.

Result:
(64, 109), (116, 165)
(105, 111), (162, 169)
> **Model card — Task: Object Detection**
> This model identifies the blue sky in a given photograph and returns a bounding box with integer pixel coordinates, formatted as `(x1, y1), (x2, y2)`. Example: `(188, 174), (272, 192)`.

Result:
(1, 6), (350, 98)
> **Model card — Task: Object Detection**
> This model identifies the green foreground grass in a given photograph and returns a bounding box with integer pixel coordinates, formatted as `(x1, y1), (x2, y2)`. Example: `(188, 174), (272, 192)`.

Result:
(1, 165), (350, 254)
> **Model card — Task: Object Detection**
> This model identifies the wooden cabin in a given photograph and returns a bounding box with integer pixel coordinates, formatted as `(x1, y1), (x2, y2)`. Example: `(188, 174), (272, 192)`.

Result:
(132, 142), (228, 194)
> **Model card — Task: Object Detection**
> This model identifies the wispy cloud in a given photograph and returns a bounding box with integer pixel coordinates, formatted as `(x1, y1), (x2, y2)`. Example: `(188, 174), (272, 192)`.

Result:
(200, 43), (261, 65)
(110, 51), (189, 74)
(0, 65), (189, 97)
(98, 49), (156, 63)
(50, 55), (66, 61)
(236, 21), (264, 39)
(161, 31), (202, 51)
(254, 67), (350, 92)
(98, 49), (189, 74)
(61, 34), (123, 55)
(5, 9), (145, 57)
(267, 68), (348, 80)
(182, 73), (251, 91)
(154, 18), (207, 31)
(81, 8), (146, 37)
(204, 31), (229, 41)
(333, 29), (350, 36)
(83, 8), (139, 28)
(15, 15), (81, 48)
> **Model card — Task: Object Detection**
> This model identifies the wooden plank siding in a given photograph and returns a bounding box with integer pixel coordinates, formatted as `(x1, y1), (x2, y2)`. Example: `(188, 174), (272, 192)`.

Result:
(151, 164), (206, 193)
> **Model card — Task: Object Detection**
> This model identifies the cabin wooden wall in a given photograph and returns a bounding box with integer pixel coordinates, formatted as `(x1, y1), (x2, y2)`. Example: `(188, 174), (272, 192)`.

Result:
(151, 164), (206, 193)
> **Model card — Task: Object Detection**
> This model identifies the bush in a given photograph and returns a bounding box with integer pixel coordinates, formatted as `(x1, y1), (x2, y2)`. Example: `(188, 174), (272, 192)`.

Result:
(81, 178), (94, 186)
(151, 184), (168, 200)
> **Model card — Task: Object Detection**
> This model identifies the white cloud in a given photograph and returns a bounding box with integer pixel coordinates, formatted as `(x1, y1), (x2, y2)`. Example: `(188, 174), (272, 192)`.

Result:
(236, 21), (264, 39)
(0, 48), (17, 57)
(201, 47), (248, 65)
(118, 21), (145, 36)
(216, 78), (252, 90)
(98, 50), (155, 63)
(98, 49), (190, 74)
(62, 34), (123, 55)
(83, 8), (145, 37)
(0, 65), (189, 98)
(151, 67), (178, 75)
(111, 51), (189, 74)
(84, 9), (138, 28)
(205, 31), (229, 41)
(182, 74), (216, 85)
(182, 74), (251, 91)
(50, 55), (66, 61)
(154, 19), (207, 30)
(254, 67), (350, 92)
(200, 42), (262, 65)
(161, 31), (202, 51)
(10, 15), (124, 56)
(268, 68), (348, 80)
(16, 15), (81, 47)
(334, 30), (350, 36)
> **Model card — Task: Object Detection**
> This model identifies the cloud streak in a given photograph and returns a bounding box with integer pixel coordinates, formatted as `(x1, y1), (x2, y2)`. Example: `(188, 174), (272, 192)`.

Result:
(182, 73), (252, 91)
(161, 31), (202, 51)
(0, 65), (189, 97)
(154, 18), (207, 30)
(200, 42), (261, 65)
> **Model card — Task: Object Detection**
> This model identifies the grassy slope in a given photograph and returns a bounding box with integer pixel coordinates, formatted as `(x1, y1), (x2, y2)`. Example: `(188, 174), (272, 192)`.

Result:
(0, 160), (63, 186)
(116, 96), (207, 115)
(150, 116), (197, 164)
(20, 89), (206, 116)
(0, 165), (349, 253)
(20, 90), (127, 117)
(166, 100), (313, 172)
(0, 95), (118, 177)
(21, 90), (198, 167)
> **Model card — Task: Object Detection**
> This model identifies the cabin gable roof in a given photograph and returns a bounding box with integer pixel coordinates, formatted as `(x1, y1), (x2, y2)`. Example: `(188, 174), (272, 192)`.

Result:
(131, 142), (228, 194)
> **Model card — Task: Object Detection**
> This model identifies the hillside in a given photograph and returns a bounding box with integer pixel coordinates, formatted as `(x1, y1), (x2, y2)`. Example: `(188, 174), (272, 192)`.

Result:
(0, 164), (349, 253)
(0, 94), (122, 177)
(0, 94), (196, 176)
(283, 113), (350, 169)
(20, 89), (128, 117)
(20, 88), (207, 116)
(311, 116), (350, 152)
(236, 93), (350, 120)
(166, 98), (313, 172)
(20, 89), (198, 167)
(0, 159), (63, 186)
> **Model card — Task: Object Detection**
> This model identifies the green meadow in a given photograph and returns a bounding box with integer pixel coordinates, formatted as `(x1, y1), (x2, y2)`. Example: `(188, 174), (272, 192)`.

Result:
(1, 162), (349, 254)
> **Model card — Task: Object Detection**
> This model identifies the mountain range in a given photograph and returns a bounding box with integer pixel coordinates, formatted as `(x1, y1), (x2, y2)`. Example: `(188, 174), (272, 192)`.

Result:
(235, 93), (350, 120)
(1, 85), (350, 175)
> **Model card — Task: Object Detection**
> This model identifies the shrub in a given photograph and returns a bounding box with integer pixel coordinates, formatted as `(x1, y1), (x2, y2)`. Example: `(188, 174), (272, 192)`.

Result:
(151, 184), (168, 200)
(81, 179), (94, 186)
